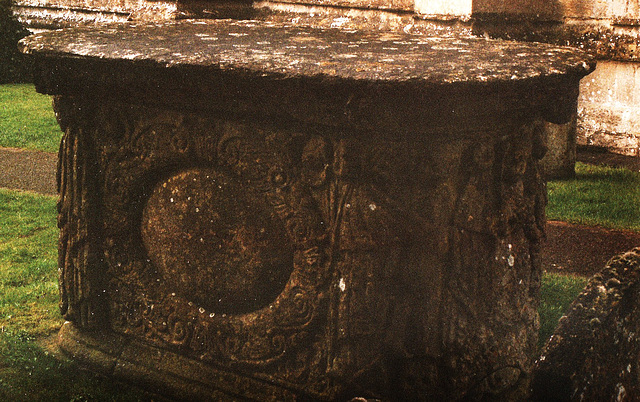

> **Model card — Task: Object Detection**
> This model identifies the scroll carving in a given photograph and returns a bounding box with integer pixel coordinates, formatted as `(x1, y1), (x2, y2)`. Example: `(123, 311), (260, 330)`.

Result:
(89, 104), (331, 387)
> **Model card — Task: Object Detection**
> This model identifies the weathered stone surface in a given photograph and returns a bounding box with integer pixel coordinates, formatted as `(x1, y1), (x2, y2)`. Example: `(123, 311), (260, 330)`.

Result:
(274, 0), (413, 13)
(50, 93), (551, 399)
(540, 115), (578, 178)
(13, 0), (177, 29)
(141, 168), (294, 314)
(578, 61), (640, 156)
(256, 2), (474, 36)
(57, 321), (297, 400)
(532, 248), (640, 401)
(20, 20), (594, 86)
(473, 0), (564, 20)
(21, 20), (594, 400)
(474, 19), (640, 62)
(21, 19), (594, 135)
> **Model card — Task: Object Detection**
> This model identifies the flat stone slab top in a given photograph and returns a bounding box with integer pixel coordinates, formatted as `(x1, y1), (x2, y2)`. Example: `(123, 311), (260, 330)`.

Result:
(21, 19), (595, 135)
(21, 20), (593, 85)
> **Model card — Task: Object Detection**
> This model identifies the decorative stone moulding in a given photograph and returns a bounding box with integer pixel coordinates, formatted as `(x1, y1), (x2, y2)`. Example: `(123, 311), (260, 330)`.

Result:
(20, 20), (594, 400)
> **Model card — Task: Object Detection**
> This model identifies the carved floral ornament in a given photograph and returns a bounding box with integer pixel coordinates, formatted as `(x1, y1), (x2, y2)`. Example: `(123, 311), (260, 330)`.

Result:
(100, 114), (340, 365)
(55, 94), (547, 398)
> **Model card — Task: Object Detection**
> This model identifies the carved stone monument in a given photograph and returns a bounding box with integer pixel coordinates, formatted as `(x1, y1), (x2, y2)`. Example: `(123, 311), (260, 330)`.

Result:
(21, 20), (594, 400)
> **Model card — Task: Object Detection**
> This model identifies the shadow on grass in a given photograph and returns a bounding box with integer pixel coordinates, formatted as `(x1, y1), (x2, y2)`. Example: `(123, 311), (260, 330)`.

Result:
(547, 162), (640, 231)
(538, 273), (588, 350)
(552, 164), (640, 184)
(0, 330), (166, 401)
(574, 170), (638, 184)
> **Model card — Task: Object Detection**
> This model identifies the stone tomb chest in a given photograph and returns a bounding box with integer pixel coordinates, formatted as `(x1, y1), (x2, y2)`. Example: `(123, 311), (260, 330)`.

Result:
(20, 21), (594, 400)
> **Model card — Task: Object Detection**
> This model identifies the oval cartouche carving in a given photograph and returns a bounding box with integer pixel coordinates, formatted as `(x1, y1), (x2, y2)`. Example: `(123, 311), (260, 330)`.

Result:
(141, 168), (293, 314)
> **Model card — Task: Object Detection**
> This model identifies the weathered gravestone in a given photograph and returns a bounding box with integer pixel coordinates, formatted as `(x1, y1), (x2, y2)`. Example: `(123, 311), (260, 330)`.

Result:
(20, 20), (594, 400)
(532, 247), (640, 401)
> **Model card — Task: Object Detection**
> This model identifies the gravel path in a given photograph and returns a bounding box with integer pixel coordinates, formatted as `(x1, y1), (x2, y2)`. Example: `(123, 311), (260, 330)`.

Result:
(543, 221), (640, 277)
(0, 147), (57, 195)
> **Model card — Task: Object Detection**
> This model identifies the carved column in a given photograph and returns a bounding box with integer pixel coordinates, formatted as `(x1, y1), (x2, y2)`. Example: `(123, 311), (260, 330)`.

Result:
(55, 96), (108, 328)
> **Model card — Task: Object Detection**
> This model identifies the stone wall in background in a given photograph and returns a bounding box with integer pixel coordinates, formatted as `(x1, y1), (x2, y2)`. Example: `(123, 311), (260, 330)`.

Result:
(14, 0), (640, 30)
(13, 0), (176, 29)
(579, 61), (640, 156)
(414, 0), (471, 18)
(470, 0), (640, 158)
(614, 0), (640, 23)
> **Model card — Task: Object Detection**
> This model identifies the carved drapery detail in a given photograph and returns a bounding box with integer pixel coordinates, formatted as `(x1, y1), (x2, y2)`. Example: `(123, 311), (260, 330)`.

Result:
(436, 119), (547, 400)
(54, 96), (107, 328)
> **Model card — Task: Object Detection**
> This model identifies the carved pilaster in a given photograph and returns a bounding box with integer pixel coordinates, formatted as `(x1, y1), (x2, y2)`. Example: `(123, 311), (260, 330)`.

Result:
(54, 96), (107, 328)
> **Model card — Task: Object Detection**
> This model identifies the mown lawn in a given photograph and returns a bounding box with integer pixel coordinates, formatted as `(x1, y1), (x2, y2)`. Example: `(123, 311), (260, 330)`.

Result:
(547, 162), (640, 231)
(0, 84), (60, 153)
(0, 189), (159, 401)
(538, 273), (589, 348)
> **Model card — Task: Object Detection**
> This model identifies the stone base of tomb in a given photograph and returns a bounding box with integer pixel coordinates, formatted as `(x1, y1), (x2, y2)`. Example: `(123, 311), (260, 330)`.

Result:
(57, 321), (300, 401)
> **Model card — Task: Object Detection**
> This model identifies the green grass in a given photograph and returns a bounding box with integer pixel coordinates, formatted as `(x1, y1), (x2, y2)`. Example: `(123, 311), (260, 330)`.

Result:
(538, 273), (588, 349)
(547, 162), (640, 231)
(0, 188), (59, 337)
(541, 162), (640, 348)
(0, 189), (158, 401)
(0, 84), (61, 153)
